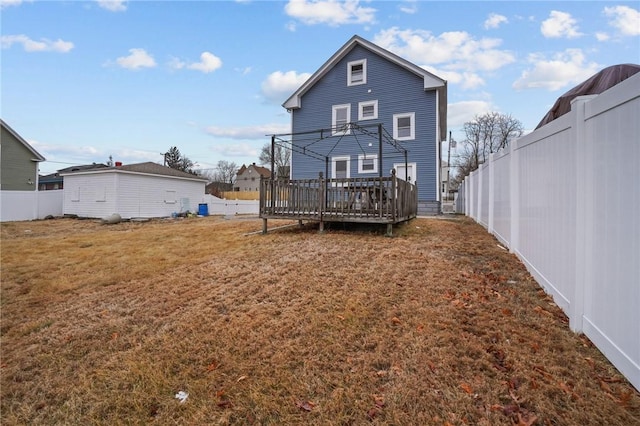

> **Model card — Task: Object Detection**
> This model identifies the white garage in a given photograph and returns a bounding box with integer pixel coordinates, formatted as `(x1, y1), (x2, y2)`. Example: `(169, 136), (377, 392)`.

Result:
(61, 162), (207, 219)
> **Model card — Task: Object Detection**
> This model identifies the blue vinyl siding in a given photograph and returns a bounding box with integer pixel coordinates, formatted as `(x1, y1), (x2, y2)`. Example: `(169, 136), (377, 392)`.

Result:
(291, 44), (438, 201)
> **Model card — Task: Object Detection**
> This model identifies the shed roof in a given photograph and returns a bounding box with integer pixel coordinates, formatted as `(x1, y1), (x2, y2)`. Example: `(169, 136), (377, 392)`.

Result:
(0, 119), (46, 162)
(60, 161), (207, 181)
(282, 35), (447, 141)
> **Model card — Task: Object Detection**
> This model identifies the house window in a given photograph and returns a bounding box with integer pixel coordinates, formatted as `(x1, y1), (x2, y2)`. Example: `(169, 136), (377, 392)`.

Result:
(331, 156), (351, 181)
(332, 104), (351, 135)
(347, 59), (366, 86)
(358, 100), (378, 121)
(358, 154), (378, 174)
(393, 112), (415, 140)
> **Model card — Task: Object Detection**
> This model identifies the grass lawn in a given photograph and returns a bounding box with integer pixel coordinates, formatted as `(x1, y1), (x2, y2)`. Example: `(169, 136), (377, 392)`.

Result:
(1, 216), (638, 425)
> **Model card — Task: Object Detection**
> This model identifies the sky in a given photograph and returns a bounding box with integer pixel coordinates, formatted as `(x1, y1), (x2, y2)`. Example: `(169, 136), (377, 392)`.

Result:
(2, 0), (639, 175)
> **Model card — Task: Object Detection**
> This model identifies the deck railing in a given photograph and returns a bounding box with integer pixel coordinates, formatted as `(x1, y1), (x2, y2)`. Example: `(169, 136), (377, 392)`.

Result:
(259, 170), (417, 223)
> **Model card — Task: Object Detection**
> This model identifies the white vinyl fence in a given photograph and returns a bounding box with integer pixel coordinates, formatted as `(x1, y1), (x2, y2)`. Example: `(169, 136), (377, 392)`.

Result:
(458, 73), (640, 391)
(0, 190), (63, 222)
(201, 194), (259, 216)
(0, 191), (259, 222)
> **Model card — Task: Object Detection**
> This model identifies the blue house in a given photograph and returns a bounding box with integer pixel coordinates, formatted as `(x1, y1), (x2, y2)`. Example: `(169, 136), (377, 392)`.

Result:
(259, 35), (447, 234)
(283, 35), (447, 216)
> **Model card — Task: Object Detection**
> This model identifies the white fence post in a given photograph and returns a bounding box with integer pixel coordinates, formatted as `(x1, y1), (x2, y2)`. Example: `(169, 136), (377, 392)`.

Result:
(509, 139), (519, 255)
(488, 153), (495, 234)
(571, 95), (596, 333)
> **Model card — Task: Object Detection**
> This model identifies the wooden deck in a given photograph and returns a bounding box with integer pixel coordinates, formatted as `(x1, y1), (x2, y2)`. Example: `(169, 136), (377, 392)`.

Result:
(259, 171), (417, 235)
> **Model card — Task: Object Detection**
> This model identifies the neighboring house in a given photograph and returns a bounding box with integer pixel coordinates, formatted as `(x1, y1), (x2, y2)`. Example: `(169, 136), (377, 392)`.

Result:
(441, 161), (450, 201)
(282, 35), (447, 215)
(61, 161), (207, 219)
(234, 163), (271, 192)
(39, 163), (108, 191)
(0, 119), (46, 191)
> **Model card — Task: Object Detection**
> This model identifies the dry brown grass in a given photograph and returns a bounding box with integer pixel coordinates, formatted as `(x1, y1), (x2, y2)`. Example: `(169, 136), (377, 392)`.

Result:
(1, 216), (638, 425)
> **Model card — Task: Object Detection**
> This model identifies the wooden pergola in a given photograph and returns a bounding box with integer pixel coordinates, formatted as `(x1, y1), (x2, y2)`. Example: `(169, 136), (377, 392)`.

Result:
(259, 123), (417, 236)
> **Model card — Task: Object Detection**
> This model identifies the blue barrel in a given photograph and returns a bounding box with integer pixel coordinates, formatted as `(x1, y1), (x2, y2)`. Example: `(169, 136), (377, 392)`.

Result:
(198, 203), (209, 216)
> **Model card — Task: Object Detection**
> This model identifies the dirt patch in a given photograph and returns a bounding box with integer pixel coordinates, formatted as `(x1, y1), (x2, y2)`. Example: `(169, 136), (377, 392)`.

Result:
(1, 216), (638, 425)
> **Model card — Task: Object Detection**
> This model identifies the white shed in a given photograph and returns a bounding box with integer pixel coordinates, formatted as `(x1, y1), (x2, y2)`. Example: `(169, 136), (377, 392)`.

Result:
(61, 162), (207, 219)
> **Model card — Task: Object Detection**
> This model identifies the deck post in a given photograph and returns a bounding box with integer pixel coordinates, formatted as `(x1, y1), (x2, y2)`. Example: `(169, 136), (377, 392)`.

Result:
(391, 169), (397, 221)
(262, 218), (267, 234)
(318, 172), (325, 233)
(386, 223), (393, 237)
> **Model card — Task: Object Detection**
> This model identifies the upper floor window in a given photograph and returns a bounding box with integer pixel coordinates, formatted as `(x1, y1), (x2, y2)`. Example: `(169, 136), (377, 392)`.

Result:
(332, 104), (351, 135)
(358, 100), (378, 121)
(393, 112), (415, 141)
(347, 59), (366, 86)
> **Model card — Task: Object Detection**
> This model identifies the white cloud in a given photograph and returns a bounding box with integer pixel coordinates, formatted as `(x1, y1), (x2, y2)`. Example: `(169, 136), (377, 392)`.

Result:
(96, 0), (127, 12)
(512, 49), (600, 91)
(168, 56), (186, 70)
(0, 0), (31, 8)
(421, 65), (485, 90)
(1, 34), (74, 52)
(261, 70), (312, 104)
(541, 10), (583, 39)
(448, 101), (493, 127)
(187, 52), (222, 73)
(603, 5), (640, 36)
(373, 27), (515, 73)
(284, 0), (376, 26)
(170, 52), (222, 73)
(235, 66), (252, 75)
(484, 13), (508, 30)
(205, 123), (290, 139)
(209, 142), (261, 158)
(595, 32), (610, 41)
(399, 0), (417, 15)
(115, 48), (156, 70)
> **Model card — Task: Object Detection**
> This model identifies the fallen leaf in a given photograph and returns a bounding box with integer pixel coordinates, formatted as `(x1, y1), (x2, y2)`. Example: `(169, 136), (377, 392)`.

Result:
(618, 390), (633, 408)
(502, 404), (519, 416)
(391, 317), (402, 325)
(217, 399), (233, 409)
(367, 407), (379, 420)
(373, 394), (385, 407)
(111, 332), (119, 340)
(295, 400), (315, 412)
(460, 383), (473, 394)
(600, 380), (612, 393)
(501, 308), (513, 316)
(416, 324), (424, 331)
(584, 357), (595, 369)
(206, 361), (219, 372)
(236, 375), (248, 383)
(336, 314), (345, 320)
(517, 412), (538, 426)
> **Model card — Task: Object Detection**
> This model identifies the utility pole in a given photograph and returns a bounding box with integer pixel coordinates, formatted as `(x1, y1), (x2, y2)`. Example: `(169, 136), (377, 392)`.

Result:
(446, 131), (452, 200)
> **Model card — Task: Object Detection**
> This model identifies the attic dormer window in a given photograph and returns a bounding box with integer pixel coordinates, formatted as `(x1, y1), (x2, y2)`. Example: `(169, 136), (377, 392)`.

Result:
(347, 59), (366, 86)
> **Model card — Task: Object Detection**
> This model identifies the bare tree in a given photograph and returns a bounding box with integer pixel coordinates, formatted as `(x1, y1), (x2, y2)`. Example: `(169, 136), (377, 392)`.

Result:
(213, 160), (238, 185)
(453, 112), (524, 185)
(259, 141), (291, 178)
